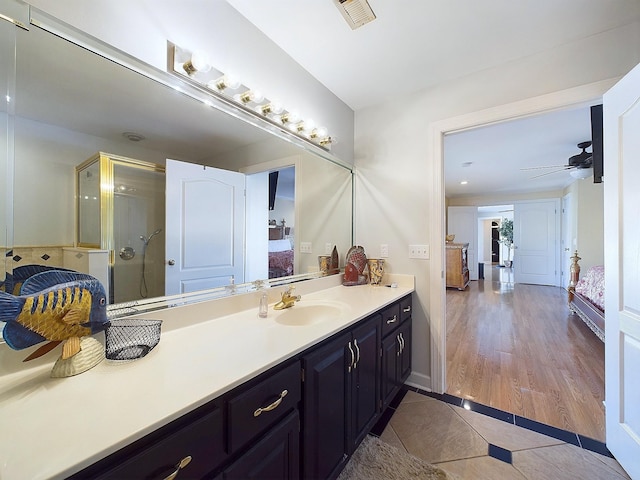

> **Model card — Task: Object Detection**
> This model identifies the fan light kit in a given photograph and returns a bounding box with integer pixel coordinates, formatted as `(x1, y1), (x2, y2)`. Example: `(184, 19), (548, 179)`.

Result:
(167, 43), (335, 150)
(522, 141), (593, 180)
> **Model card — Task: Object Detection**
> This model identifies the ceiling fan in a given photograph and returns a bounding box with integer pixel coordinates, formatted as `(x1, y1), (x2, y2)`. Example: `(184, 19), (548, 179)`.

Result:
(522, 141), (593, 179)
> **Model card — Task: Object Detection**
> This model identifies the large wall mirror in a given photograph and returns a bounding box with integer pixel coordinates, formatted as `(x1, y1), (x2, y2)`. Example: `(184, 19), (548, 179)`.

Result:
(1, 7), (353, 315)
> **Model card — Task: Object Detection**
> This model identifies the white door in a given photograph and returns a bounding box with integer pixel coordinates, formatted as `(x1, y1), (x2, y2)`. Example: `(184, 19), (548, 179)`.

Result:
(513, 199), (560, 286)
(603, 62), (640, 480)
(561, 193), (573, 288)
(165, 159), (245, 295)
(447, 206), (478, 280)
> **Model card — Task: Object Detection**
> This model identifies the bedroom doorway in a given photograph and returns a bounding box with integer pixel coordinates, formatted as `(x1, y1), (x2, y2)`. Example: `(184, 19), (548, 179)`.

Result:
(441, 100), (605, 440)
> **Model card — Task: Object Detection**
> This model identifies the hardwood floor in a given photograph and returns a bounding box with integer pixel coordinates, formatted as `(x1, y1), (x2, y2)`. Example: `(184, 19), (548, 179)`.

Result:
(446, 265), (605, 442)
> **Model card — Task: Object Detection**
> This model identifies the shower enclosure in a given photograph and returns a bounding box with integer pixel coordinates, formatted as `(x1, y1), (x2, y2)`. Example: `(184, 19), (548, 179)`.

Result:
(76, 152), (165, 304)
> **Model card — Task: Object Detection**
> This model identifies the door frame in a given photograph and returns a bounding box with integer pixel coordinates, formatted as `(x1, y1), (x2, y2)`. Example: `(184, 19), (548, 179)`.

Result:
(428, 78), (617, 393)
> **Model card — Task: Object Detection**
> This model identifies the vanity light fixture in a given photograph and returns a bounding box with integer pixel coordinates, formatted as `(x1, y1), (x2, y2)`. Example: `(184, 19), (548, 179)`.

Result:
(182, 50), (211, 75)
(234, 89), (265, 105)
(169, 42), (334, 150)
(275, 111), (300, 125)
(309, 126), (328, 139)
(256, 101), (284, 116)
(208, 74), (241, 92)
(319, 136), (338, 147)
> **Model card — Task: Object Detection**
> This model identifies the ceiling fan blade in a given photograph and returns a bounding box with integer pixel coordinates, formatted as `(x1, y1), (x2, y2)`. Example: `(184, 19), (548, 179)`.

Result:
(529, 166), (573, 179)
(521, 164), (570, 171)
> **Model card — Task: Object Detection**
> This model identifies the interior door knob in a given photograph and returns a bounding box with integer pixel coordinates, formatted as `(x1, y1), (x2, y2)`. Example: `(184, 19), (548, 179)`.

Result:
(168, 259), (176, 266)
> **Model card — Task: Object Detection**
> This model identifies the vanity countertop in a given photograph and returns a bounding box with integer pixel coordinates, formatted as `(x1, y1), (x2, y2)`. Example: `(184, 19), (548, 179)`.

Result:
(0, 275), (414, 480)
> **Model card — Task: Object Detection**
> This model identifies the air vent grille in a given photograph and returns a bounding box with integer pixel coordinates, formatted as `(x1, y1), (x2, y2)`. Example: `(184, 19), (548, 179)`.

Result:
(333, 0), (376, 30)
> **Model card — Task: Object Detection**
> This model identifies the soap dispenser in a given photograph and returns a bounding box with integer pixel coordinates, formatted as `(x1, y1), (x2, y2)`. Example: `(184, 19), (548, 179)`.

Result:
(258, 292), (268, 318)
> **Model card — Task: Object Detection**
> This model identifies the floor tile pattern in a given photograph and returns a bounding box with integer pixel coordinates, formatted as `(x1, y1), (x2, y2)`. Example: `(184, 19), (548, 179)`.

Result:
(372, 388), (631, 480)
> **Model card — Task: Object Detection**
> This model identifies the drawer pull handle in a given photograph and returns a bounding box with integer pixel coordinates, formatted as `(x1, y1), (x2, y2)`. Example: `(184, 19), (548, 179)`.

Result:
(387, 315), (397, 325)
(397, 335), (402, 356)
(163, 456), (192, 480)
(403, 306), (411, 313)
(353, 339), (360, 369)
(399, 333), (405, 353)
(254, 390), (288, 417)
(347, 341), (355, 372)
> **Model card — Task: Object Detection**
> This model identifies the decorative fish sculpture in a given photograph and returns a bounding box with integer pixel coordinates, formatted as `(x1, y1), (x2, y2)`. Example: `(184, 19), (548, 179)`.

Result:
(0, 264), (74, 295)
(0, 270), (110, 361)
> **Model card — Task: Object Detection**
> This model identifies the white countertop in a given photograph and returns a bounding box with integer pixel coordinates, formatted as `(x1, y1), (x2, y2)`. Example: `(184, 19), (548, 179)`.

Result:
(0, 275), (414, 479)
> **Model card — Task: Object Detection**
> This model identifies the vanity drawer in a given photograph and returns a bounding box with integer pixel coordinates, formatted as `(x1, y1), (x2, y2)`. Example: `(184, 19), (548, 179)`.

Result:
(83, 403), (225, 480)
(381, 303), (401, 337)
(400, 295), (412, 323)
(227, 360), (301, 453)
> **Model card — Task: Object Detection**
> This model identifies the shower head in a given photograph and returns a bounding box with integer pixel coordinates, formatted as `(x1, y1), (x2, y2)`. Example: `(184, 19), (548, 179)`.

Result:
(141, 228), (162, 246)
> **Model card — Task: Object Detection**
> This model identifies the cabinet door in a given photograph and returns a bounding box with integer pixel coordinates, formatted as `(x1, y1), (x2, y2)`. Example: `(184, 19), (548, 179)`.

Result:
(222, 411), (299, 480)
(381, 332), (400, 410)
(399, 319), (412, 383)
(349, 315), (380, 452)
(302, 331), (350, 480)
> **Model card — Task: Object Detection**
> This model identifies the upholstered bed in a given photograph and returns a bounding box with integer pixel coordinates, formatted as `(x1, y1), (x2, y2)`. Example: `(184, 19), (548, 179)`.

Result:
(568, 251), (604, 341)
(268, 239), (294, 279)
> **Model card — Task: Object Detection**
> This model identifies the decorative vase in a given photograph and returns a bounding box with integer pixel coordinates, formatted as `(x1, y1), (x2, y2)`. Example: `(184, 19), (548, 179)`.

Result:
(368, 258), (385, 285)
(318, 255), (331, 275)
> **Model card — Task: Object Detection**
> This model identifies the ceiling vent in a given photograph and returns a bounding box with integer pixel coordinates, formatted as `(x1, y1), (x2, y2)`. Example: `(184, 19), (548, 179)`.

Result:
(333, 0), (376, 30)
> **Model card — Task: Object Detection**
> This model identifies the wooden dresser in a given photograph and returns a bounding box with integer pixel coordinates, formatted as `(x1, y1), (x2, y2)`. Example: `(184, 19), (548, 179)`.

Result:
(446, 242), (470, 290)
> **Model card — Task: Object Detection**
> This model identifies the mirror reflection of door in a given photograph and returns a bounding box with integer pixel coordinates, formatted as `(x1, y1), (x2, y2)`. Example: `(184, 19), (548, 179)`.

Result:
(165, 159), (245, 296)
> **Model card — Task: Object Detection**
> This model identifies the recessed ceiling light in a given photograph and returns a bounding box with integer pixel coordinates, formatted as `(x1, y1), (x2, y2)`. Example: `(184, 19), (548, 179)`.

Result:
(460, 181), (468, 185)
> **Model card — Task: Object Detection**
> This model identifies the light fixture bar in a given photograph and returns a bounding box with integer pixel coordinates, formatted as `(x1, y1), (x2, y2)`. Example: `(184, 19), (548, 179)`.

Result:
(167, 42), (333, 151)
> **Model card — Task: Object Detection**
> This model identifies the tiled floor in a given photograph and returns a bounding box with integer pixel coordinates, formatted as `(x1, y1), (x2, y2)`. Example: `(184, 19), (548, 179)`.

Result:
(371, 388), (631, 480)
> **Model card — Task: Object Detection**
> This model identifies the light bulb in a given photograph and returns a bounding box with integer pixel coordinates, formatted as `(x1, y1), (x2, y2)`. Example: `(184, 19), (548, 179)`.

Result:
(234, 89), (264, 104)
(183, 50), (211, 75)
(209, 74), (241, 92)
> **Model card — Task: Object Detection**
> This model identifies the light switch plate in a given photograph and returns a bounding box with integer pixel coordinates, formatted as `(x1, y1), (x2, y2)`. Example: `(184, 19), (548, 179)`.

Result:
(380, 244), (389, 258)
(300, 242), (312, 254)
(409, 244), (429, 259)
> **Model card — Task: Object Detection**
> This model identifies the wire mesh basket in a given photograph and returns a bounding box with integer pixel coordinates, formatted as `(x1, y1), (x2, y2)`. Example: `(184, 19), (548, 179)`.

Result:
(105, 319), (162, 361)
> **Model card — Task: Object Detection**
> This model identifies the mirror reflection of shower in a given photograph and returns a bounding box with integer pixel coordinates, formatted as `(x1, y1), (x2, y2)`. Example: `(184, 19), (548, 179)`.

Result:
(140, 228), (162, 298)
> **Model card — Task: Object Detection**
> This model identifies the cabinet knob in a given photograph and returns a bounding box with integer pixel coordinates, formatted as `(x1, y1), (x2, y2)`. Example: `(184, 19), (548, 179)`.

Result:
(163, 456), (192, 480)
(253, 390), (288, 417)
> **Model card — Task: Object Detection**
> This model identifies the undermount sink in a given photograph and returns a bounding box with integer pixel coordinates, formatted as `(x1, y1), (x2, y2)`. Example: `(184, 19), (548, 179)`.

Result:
(274, 302), (347, 326)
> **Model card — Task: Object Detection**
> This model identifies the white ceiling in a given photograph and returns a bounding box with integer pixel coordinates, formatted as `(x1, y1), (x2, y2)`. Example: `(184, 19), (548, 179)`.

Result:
(225, 0), (640, 197)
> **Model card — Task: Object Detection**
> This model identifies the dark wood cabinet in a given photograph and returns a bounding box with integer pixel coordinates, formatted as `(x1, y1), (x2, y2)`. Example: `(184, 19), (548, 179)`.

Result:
(72, 401), (226, 480)
(381, 296), (412, 410)
(302, 313), (380, 479)
(72, 295), (411, 480)
(302, 330), (350, 480)
(348, 314), (381, 452)
(221, 411), (300, 480)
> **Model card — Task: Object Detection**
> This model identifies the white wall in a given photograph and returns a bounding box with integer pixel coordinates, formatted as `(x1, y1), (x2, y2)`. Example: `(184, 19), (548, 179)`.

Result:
(565, 178), (604, 273)
(355, 22), (640, 389)
(25, 0), (354, 164)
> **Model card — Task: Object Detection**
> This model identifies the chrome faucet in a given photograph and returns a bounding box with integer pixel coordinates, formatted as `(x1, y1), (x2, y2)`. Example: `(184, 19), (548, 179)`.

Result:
(274, 286), (301, 310)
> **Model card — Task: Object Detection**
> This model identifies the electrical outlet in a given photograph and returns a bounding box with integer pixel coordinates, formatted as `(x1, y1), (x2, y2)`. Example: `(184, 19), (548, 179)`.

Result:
(300, 242), (312, 254)
(409, 244), (429, 259)
(380, 244), (389, 258)
(325, 243), (333, 254)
